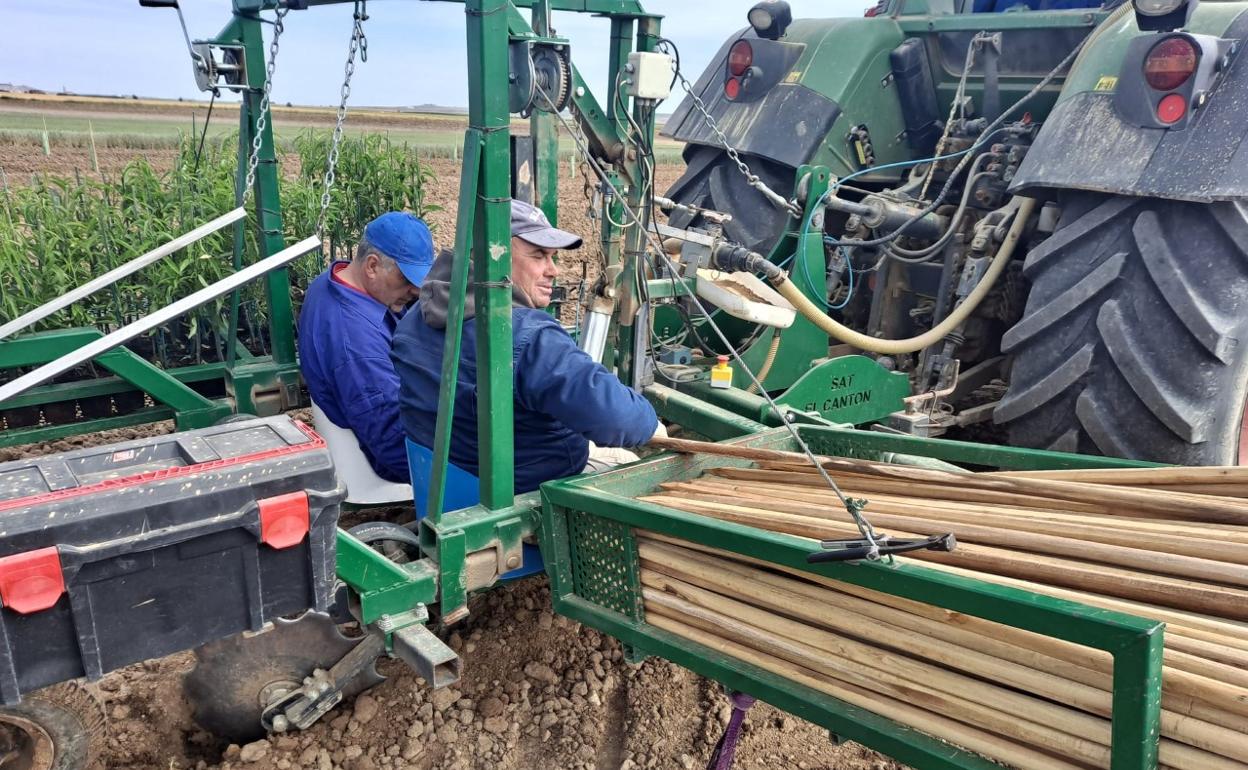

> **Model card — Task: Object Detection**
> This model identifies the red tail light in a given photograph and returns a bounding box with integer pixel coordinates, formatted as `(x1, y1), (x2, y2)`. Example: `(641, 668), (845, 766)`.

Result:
(1144, 36), (1198, 91)
(1156, 92), (1188, 124)
(728, 40), (754, 77)
(724, 77), (742, 100)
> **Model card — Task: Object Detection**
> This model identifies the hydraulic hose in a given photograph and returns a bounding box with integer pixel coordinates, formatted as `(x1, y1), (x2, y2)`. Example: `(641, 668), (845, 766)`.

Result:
(771, 197), (1036, 356)
(746, 331), (782, 394)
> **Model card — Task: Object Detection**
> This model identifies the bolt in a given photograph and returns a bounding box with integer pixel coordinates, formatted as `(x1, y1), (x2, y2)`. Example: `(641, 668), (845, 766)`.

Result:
(506, 554), (521, 569)
(272, 715), (289, 733)
(575, 86), (585, 97)
(376, 614), (395, 633)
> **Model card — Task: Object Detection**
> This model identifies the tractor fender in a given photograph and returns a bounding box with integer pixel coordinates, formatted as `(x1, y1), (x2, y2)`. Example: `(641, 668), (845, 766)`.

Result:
(662, 19), (910, 177)
(1011, 5), (1248, 203)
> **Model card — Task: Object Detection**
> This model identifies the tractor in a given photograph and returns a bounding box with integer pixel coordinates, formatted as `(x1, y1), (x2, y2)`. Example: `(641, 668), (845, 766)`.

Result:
(661, 0), (1248, 466)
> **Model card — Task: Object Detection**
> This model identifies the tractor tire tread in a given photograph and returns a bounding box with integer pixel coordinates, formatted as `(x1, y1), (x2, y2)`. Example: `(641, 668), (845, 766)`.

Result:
(996, 193), (1248, 464)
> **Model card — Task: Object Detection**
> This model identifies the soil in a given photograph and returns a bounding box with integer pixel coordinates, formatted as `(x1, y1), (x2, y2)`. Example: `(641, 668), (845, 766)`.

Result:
(1, 143), (907, 770)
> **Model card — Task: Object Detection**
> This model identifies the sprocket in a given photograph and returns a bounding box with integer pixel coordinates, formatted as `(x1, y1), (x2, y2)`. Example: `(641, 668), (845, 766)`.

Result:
(183, 612), (383, 743)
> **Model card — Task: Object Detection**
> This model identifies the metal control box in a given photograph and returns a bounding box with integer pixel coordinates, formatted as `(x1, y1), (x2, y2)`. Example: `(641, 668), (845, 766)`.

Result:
(0, 416), (343, 703)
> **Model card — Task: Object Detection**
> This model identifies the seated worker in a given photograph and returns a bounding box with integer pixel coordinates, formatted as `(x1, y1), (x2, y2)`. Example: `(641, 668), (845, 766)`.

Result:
(299, 211), (435, 483)
(392, 200), (660, 494)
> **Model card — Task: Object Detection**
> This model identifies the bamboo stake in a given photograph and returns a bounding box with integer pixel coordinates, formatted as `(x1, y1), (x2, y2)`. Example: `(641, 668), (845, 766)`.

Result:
(638, 535), (1248, 730)
(650, 436), (1248, 523)
(994, 467), (1248, 486)
(660, 487), (1248, 587)
(641, 541), (1248, 734)
(670, 478), (1248, 549)
(643, 610), (1091, 770)
(642, 494), (1248, 621)
(644, 586), (1248, 769)
(643, 582), (1115, 767)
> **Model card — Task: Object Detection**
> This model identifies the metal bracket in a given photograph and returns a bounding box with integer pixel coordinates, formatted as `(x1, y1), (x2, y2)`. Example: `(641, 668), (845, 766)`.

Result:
(260, 633), (386, 733)
(392, 623), (461, 689)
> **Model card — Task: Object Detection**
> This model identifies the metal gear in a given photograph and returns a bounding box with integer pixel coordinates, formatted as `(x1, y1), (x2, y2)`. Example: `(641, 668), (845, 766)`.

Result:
(532, 45), (571, 114)
(183, 612), (383, 743)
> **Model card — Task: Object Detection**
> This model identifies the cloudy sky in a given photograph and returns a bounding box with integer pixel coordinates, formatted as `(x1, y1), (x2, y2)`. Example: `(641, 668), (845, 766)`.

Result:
(1, 1), (862, 108)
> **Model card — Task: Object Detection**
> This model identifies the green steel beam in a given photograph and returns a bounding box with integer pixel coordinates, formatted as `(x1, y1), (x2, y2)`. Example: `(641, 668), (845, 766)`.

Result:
(467, 0), (516, 510)
(530, 1), (560, 226)
(0, 361), (228, 412)
(236, 12), (301, 409)
(643, 383), (768, 441)
(0, 329), (230, 429)
(426, 130), (482, 526)
(241, 0), (654, 15)
(335, 530), (437, 624)
(0, 406), (184, 450)
(897, 10), (1105, 31)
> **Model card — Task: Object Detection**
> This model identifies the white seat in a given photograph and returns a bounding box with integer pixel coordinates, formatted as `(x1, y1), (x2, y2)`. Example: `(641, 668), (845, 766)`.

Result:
(310, 400), (413, 506)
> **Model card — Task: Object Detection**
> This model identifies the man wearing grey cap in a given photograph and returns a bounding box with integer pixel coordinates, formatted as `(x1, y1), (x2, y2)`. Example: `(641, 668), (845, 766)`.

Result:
(392, 200), (660, 494)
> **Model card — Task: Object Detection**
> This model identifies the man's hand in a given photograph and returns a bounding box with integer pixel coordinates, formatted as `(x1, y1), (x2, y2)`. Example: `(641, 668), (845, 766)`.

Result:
(651, 421), (669, 441)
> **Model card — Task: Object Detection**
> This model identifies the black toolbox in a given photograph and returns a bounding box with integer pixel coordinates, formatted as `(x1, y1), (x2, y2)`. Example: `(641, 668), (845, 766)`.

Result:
(0, 416), (344, 704)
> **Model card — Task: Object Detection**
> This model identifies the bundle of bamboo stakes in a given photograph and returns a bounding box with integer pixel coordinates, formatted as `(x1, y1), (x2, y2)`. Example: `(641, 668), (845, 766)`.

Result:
(636, 439), (1248, 770)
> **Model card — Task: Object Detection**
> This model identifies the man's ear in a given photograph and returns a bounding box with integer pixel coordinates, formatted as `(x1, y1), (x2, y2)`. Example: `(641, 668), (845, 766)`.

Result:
(361, 252), (382, 278)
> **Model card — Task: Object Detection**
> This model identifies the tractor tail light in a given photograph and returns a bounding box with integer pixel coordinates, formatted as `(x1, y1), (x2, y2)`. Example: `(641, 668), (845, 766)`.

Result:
(728, 40), (754, 77)
(0, 547), (65, 614)
(1144, 36), (1198, 91)
(724, 77), (742, 100)
(1157, 92), (1188, 124)
(259, 491), (310, 549)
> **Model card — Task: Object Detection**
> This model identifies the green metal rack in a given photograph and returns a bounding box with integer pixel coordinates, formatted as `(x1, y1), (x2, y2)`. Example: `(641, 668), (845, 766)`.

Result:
(540, 426), (1165, 770)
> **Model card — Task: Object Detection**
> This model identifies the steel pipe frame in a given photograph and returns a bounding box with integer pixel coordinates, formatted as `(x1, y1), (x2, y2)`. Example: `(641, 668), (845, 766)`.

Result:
(0, 237), (321, 405)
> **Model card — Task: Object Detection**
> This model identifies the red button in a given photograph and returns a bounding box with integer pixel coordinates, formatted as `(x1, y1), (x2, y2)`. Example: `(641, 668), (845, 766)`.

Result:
(0, 547), (65, 614)
(259, 491), (310, 549)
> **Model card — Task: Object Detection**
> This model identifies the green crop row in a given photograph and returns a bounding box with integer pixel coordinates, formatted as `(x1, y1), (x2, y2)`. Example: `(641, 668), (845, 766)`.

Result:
(0, 131), (438, 369)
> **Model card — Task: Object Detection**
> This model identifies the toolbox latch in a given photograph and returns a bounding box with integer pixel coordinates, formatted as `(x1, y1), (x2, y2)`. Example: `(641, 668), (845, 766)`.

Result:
(0, 547), (65, 614)
(259, 492), (311, 549)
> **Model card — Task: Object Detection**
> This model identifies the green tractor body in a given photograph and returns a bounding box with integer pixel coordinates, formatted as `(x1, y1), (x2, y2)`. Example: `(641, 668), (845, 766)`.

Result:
(663, 0), (1248, 465)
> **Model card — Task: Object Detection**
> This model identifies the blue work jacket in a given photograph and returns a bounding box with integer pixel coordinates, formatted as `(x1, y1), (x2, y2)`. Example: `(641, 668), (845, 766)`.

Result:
(391, 305), (658, 494)
(298, 263), (409, 483)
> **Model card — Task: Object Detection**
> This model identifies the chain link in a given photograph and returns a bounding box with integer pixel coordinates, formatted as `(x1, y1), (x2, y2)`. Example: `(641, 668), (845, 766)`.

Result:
(669, 63), (802, 218)
(317, 1), (369, 240)
(243, 6), (289, 201)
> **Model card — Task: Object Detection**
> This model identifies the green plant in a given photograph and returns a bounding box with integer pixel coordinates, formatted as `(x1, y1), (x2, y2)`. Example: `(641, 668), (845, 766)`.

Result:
(0, 130), (438, 369)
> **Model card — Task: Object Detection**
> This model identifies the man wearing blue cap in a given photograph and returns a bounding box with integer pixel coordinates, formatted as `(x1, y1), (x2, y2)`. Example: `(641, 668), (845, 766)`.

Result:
(392, 200), (660, 494)
(299, 211), (435, 482)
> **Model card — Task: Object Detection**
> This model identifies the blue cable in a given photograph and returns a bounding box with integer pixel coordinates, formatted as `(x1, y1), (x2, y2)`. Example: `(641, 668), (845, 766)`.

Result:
(788, 146), (977, 313)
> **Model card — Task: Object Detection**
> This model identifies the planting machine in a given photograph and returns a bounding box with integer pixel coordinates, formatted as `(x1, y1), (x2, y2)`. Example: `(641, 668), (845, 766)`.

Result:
(1, 0), (1247, 768)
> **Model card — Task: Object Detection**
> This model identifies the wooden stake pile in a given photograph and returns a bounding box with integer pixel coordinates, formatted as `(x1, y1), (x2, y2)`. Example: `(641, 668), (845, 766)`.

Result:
(635, 446), (1248, 770)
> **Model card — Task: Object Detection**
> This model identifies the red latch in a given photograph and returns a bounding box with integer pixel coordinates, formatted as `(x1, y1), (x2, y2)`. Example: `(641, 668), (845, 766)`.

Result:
(0, 547), (65, 614)
(259, 491), (310, 549)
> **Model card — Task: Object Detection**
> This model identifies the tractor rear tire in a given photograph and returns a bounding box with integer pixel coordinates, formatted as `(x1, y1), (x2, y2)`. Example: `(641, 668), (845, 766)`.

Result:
(0, 682), (106, 770)
(994, 193), (1248, 465)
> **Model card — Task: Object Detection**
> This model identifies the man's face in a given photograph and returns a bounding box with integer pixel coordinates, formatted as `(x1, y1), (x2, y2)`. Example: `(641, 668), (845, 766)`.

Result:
(511, 236), (558, 308)
(362, 252), (419, 312)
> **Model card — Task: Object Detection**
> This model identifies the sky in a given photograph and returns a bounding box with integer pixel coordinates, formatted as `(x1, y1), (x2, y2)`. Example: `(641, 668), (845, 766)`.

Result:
(0, 0), (863, 109)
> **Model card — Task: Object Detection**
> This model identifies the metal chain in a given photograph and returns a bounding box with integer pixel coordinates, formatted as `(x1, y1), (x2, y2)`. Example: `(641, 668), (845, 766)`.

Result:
(317, 1), (369, 239)
(669, 61), (802, 218)
(244, 5), (290, 201)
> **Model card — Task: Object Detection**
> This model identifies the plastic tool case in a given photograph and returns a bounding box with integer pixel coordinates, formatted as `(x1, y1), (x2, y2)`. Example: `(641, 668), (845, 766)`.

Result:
(0, 416), (343, 703)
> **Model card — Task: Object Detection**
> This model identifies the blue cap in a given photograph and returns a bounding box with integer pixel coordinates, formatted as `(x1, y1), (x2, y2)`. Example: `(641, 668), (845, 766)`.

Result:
(363, 212), (435, 287)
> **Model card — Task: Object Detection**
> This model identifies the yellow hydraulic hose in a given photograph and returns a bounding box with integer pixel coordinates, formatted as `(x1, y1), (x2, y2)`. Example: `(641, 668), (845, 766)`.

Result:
(746, 331), (782, 394)
(772, 198), (1037, 356)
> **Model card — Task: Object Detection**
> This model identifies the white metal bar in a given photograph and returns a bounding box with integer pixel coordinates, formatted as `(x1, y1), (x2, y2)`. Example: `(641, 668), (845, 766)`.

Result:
(0, 207), (248, 341)
(0, 235), (321, 406)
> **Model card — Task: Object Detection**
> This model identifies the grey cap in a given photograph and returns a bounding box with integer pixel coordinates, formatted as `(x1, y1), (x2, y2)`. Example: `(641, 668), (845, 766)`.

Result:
(511, 199), (583, 250)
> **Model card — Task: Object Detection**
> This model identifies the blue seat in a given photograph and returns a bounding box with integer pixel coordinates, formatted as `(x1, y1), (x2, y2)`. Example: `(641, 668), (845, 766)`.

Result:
(405, 439), (544, 580)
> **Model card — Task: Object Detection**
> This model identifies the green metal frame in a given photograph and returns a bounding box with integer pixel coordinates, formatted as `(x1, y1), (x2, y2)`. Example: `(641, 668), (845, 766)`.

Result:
(540, 426), (1165, 770)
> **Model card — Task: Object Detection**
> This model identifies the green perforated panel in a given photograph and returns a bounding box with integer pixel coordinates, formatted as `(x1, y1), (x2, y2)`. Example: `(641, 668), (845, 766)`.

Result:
(567, 511), (643, 620)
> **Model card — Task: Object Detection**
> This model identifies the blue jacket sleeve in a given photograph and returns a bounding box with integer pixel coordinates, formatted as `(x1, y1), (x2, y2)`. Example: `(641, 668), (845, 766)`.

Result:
(330, 352), (410, 484)
(514, 319), (658, 447)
